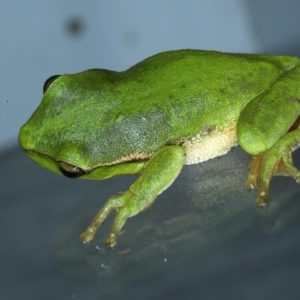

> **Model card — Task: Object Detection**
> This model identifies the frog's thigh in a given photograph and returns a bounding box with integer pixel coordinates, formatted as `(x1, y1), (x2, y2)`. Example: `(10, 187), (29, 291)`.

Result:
(237, 81), (300, 155)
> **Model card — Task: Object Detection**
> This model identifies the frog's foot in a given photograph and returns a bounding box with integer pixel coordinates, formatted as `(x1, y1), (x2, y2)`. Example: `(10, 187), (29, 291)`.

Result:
(246, 142), (300, 207)
(80, 190), (155, 247)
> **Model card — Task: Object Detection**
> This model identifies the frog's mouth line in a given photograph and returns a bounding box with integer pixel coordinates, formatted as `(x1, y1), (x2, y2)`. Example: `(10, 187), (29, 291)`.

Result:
(24, 147), (153, 173)
(92, 151), (154, 167)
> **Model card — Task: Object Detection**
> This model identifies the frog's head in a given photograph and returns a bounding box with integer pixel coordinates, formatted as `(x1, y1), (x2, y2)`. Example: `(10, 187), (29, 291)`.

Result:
(19, 71), (145, 180)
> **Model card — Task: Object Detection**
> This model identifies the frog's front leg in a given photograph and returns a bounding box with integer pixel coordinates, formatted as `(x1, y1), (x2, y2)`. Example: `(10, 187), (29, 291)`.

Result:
(237, 63), (300, 207)
(80, 145), (186, 247)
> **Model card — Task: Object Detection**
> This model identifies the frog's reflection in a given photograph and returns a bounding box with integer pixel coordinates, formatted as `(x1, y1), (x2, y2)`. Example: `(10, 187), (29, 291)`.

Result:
(52, 147), (300, 295)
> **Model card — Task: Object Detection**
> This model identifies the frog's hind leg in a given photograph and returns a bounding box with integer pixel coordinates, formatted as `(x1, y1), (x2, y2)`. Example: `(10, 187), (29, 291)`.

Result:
(238, 63), (300, 207)
(246, 128), (300, 207)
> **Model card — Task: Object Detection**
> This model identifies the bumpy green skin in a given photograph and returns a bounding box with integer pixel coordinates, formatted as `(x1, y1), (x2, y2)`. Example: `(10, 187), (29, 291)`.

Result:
(19, 49), (300, 247)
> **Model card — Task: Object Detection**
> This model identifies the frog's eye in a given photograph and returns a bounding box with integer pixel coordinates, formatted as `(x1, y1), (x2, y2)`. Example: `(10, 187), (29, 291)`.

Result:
(58, 161), (86, 178)
(43, 75), (60, 93)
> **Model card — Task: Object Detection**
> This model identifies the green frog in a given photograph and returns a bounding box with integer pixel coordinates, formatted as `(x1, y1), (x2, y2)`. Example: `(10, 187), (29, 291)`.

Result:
(19, 49), (300, 247)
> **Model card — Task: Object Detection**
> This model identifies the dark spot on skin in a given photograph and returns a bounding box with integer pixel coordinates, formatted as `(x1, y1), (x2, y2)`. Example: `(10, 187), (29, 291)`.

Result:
(201, 124), (216, 134)
(289, 115), (300, 131)
(64, 16), (86, 37)
(287, 96), (300, 104)
(218, 88), (226, 95)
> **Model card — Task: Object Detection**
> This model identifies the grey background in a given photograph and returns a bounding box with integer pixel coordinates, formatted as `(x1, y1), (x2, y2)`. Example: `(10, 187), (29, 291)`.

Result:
(2, 1), (300, 299)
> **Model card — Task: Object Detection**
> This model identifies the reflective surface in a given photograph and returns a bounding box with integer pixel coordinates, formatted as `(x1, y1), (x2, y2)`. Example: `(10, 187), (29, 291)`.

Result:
(1, 146), (300, 299)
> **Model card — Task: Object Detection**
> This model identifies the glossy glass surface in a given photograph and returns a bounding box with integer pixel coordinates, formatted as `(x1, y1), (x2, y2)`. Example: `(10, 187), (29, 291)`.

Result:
(1, 146), (300, 299)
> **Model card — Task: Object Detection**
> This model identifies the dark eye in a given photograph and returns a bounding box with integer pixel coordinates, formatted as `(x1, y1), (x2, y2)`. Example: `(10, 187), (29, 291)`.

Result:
(43, 75), (60, 93)
(58, 161), (86, 178)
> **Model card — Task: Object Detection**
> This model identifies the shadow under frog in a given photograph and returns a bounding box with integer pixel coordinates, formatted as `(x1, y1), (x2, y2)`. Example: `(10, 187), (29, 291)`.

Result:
(52, 147), (300, 295)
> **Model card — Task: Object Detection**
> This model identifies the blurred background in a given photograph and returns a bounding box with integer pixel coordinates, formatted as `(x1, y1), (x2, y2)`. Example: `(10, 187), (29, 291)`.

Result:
(2, 0), (300, 150)
(2, 1), (300, 300)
